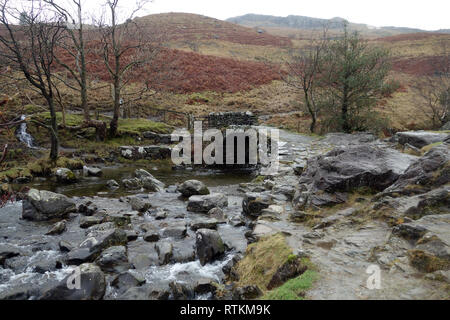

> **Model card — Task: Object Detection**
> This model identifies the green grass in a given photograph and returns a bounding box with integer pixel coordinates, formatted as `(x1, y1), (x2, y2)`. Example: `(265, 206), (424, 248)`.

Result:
(261, 270), (319, 300)
(420, 141), (443, 154)
(34, 112), (171, 135)
(117, 118), (171, 135)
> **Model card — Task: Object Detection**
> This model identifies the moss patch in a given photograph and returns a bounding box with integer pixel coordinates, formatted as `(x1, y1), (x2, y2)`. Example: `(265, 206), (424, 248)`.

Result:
(420, 142), (443, 154)
(261, 270), (319, 300)
(234, 233), (293, 291)
(408, 249), (450, 273)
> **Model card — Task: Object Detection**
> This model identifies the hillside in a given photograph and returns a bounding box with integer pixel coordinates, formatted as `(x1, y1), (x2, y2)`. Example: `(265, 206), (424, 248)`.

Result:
(134, 12), (292, 47)
(227, 14), (448, 38)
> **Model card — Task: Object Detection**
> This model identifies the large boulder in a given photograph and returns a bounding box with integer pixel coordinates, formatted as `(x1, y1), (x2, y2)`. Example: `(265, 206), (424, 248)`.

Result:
(22, 189), (76, 221)
(177, 180), (210, 197)
(40, 263), (106, 300)
(393, 131), (449, 149)
(195, 229), (225, 265)
(382, 144), (450, 196)
(297, 145), (417, 208)
(187, 193), (227, 213)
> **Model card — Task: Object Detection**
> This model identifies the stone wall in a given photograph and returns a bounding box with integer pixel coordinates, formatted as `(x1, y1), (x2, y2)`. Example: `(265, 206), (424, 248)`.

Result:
(207, 111), (257, 128)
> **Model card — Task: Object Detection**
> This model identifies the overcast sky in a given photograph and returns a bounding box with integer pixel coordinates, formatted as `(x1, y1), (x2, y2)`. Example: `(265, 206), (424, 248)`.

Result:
(140, 0), (449, 31)
(13, 0), (450, 31)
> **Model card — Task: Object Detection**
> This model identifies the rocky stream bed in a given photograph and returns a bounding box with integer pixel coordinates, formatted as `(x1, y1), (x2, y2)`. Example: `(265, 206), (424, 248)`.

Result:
(0, 128), (449, 300)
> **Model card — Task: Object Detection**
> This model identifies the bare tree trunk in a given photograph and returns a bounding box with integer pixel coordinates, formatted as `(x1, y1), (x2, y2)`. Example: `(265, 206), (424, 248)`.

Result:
(47, 96), (59, 160)
(109, 79), (120, 137)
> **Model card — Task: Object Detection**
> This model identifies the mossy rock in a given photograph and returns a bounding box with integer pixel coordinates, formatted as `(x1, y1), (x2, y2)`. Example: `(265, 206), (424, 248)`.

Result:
(233, 233), (293, 291)
(408, 249), (450, 273)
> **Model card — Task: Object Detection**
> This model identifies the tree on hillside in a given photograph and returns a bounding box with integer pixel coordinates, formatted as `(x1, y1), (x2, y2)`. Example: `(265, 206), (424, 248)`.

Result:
(44, 0), (107, 140)
(96, 0), (158, 137)
(414, 42), (449, 129)
(0, 0), (64, 160)
(282, 28), (329, 133)
(320, 25), (393, 133)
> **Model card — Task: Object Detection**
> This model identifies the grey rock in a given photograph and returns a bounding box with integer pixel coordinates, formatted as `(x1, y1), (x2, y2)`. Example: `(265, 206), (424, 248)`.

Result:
(161, 223), (187, 239)
(83, 166), (102, 177)
(187, 193), (228, 213)
(177, 180), (210, 197)
(129, 197), (152, 212)
(122, 178), (143, 190)
(208, 207), (227, 220)
(190, 219), (220, 231)
(143, 231), (160, 242)
(196, 229), (225, 265)
(155, 241), (173, 265)
(78, 201), (97, 216)
(22, 189), (76, 221)
(242, 192), (272, 217)
(79, 216), (104, 229)
(394, 131), (449, 149)
(59, 240), (73, 253)
(95, 246), (131, 273)
(298, 145), (417, 208)
(135, 169), (165, 192)
(45, 220), (67, 235)
(80, 229), (128, 254)
(55, 168), (77, 183)
(40, 263), (106, 300)
(382, 144), (450, 196)
(111, 271), (146, 295)
(106, 179), (119, 189)
(66, 248), (97, 265)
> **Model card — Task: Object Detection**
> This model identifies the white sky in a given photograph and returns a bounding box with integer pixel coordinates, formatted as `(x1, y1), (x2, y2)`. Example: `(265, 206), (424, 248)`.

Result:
(13, 0), (450, 30)
(142, 0), (450, 31)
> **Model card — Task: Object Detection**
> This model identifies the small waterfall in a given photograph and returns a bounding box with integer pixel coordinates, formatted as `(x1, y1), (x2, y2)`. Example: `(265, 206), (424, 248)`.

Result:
(16, 115), (36, 148)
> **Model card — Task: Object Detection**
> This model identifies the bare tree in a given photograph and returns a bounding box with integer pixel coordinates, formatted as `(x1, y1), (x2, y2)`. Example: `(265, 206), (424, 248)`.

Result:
(96, 0), (156, 137)
(0, 0), (64, 160)
(414, 42), (450, 129)
(282, 28), (329, 133)
(44, 0), (107, 140)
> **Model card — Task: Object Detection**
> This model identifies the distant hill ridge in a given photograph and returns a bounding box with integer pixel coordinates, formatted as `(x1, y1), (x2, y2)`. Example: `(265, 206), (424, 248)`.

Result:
(227, 14), (449, 36)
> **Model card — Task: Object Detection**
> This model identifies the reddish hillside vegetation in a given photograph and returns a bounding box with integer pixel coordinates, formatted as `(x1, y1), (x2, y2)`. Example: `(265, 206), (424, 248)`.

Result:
(135, 13), (292, 47)
(60, 45), (281, 93)
(376, 32), (448, 42)
(392, 55), (447, 76)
